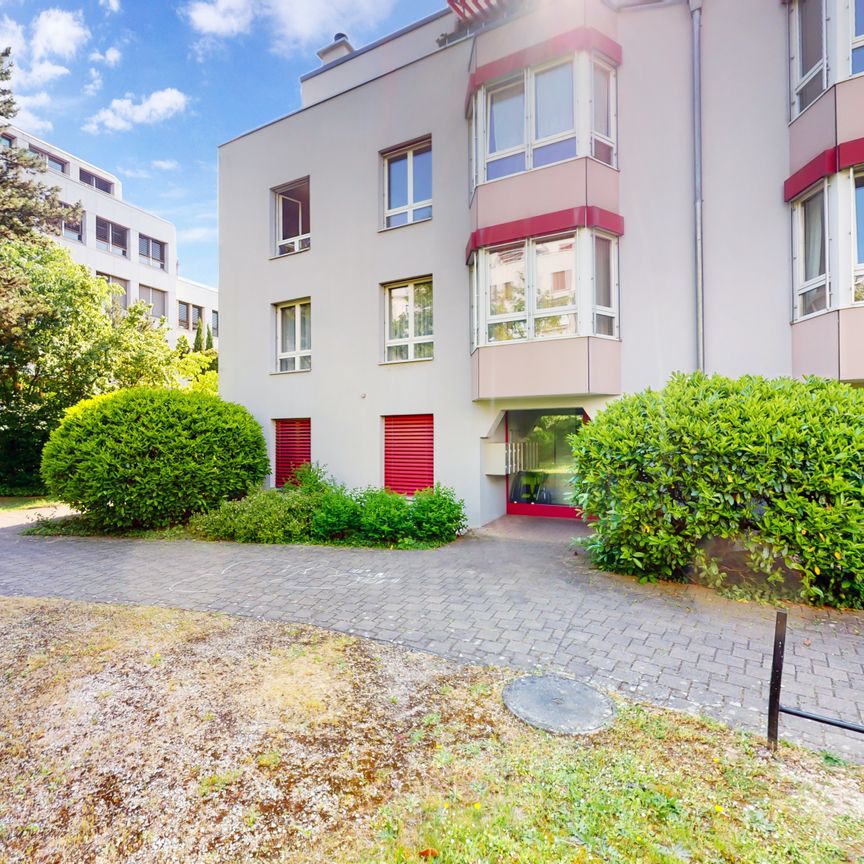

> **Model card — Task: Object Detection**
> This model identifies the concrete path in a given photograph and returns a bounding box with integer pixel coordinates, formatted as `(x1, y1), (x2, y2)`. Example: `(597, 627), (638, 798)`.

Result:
(1, 509), (862, 758)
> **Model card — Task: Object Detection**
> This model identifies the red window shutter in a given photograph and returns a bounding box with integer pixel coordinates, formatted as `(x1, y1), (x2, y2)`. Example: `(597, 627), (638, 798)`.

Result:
(274, 418), (311, 486)
(384, 414), (434, 495)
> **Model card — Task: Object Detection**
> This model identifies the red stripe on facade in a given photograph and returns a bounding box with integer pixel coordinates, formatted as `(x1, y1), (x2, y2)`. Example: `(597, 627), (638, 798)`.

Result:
(783, 148), (838, 202)
(384, 414), (434, 496)
(274, 417), (311, 486)
(465, 205), (624, 258)
(468, 28), (622, 94)
(838, 136), (864, 170)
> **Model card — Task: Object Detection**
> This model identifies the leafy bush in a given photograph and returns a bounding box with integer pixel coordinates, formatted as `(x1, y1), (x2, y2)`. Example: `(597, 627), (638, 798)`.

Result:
(571, 372), (864, 608)
(311, 486), (361, 542)
(292, 462), (331, 494)
(41, 388), (269, 530)
(356, 487), (413, 545)
(191, 487), (319, 543)
(410, 484), (468, 542)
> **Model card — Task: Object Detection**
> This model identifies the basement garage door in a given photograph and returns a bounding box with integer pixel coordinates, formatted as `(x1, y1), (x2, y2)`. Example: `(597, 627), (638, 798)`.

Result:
(384, 414), (434, 495)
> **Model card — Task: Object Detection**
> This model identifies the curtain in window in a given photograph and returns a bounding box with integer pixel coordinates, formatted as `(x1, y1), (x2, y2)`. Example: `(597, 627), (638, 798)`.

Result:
(535, 64), (573, 140)
(594, 236), (613, 307)
(799, 0), (823, 75)
(803, 192), (825, 282)
(281, 306), (296, 353)
(593, 65), (611, 137)
(489, 82), (525, 153)
(413, 281), (433, 338)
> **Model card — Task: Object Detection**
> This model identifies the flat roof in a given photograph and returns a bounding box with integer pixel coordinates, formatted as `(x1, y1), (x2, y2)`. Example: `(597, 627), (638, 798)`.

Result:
(7, 124), (121, 184)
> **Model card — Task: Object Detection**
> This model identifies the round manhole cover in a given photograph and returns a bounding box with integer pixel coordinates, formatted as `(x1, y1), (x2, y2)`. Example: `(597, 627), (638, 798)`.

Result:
(503, 674), (615, 735)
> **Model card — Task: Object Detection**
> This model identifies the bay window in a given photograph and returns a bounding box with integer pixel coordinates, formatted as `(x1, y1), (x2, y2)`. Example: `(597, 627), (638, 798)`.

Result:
(793, 186), (829, 318)
(276, 300), (311, 372)
(789, 0), (826, 115)
(383, 141), (432, 227)
(384, 279), (433, 361)
(473, 230), (617, 345)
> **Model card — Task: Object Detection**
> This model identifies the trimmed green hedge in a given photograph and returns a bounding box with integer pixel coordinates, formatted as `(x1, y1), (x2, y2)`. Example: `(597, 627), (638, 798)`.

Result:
(571, 373), (864, 608)
(41, 388), (268, 530)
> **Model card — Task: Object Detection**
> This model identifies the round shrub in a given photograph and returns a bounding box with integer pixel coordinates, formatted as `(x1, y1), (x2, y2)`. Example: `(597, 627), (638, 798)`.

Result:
(571, 373), (864, 608)
(356, 487), (412, 545)
(311, 486), (361, 542)
(41, 388), (269, 529)
(410, 484), (467, 542)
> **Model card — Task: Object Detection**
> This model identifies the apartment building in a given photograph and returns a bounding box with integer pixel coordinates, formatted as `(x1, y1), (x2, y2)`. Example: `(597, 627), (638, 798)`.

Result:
(218, 0), (864, 527)
(3, 126), (218, 347)
(177, 277), (220, 348)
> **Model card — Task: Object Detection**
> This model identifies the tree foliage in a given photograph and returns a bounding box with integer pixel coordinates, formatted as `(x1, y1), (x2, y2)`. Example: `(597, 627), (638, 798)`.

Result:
(193, 318), (204, 352)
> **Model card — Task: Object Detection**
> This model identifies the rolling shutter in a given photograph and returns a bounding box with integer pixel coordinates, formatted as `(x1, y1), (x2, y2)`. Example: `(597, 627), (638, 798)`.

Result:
(384, 414), (434, 495)
(274, 418), (311, 486)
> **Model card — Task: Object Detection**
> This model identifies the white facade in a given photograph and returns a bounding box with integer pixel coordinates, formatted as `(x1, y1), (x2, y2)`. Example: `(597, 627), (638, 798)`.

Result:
(176, 277), (220, 348)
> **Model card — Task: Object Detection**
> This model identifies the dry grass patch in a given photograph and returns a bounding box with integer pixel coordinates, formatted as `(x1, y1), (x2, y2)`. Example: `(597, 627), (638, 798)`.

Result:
(0, 597), (861, 864)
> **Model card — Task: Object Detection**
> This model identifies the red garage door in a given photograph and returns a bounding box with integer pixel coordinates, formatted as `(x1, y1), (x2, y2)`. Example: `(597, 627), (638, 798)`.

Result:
(274, 418), (311, 486)
(384, 414), (434, 495)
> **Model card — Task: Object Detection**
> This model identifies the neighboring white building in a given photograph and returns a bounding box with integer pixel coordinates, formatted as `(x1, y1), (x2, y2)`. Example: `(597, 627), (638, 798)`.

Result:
(218, 0), (864, 527)
(176, 277), (220, 349)
(2, 125), (217, 345)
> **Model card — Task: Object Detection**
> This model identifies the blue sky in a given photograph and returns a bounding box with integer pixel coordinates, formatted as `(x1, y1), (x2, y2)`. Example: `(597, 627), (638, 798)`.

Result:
(2, 0), (445, 286)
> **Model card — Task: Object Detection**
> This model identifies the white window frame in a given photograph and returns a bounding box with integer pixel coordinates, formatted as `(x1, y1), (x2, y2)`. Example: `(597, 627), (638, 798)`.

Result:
(383, 278), (434, 362)
(383, 140), (432, 228)
(58, 203), (83, 243)
(29, 145), (66, 174)
(95, 217), (128, 257)
(275, 299), (312, 372)
(475, 230), (618, 346)
(792, 182), (830, 320)
(79, 168), (113, 194)
(592, 231), (619, 337)
(789, 0), (827, 118)
(212, 310), (219, 337)
(591, 58), (618, 167)
(853, 0), (864, 77)
(274, 180), (310, 256)
(139, 234), (167, 270)
(853, 170), (864, 303)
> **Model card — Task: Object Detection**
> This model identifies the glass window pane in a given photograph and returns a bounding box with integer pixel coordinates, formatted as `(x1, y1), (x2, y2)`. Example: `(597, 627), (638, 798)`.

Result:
(800, 285), (827, 316)
(387, 345), (409, 362)
(299, 355), (311, 370)
(279, 357), (295, 372)
(595, 313), (615, 336)
(856, 176), (864, 266)
(413, 281), (433, 338)
(486, 152), (525, 180)
(300, 303), (311, 351)
(386, 212), (408, 228)
(857, 0), (864, 35)
(594, 236), (613, 308)
(488, 81), (525, 154)
(798, 74), (823, 111)
(280, 306), (296, 353)
(535, 314), (577, 339)
(854, 46), (864, 76)
(413, 147), (432, 202)
(799, 0), (823, 75)
(487, 320), (526, 342)
(535, 63), (574, 140)
(592, 138), (615, 165)
(139, 235), (149, 256)
(151, 289), (166, 318)
(488, 245), (525, 315)
(854, 275), (864, 303)
(280, 195), (302, 240)
(412, 205), (432, 222)
(593, 65), (611, 136)
(533, 138), (577, 168)
(802, 191), (825, 281)
(388, 154), (409, 210)
(414, 341), (433, 359)
(388, 286), (410, 340)
(535, 237), (575, 309)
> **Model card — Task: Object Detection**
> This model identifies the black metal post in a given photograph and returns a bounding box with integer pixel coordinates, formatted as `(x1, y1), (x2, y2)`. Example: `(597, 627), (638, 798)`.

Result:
(767, 609), (787, 749)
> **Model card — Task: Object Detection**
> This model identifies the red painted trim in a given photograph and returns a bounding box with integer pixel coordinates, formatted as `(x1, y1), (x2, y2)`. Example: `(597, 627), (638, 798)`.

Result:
(469, 28), (622, 96)
(506, 501), (582, 519)
(784, 148), (838, 202)
(466, 205), (624, 259)
(838, 136), (864, 170)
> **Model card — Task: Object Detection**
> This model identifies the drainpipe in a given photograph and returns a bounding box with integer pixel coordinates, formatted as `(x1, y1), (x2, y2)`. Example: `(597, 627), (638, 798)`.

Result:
(690, 0), (705, 372)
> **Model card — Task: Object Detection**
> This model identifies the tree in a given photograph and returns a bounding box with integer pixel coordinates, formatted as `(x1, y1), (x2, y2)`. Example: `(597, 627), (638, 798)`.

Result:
(205, 323), (213, 350)
(193, 317), (204, 352)
(175, 334), (191, 357)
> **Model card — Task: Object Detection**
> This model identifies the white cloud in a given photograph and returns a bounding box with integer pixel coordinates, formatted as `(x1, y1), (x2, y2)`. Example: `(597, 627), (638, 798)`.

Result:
(152, 159), (179, 171)
(0, 15), (26, 59)
(89, 45), (121, 66)
(83, 88), (189, 134)
(32, 9), (90, 61)
(15, 91), (53, 134)
(15, 59), (69, 88)
(118, 165), (150, 178)
(177, 225), (218, 243)
(84, 67), (102, 96)
(99, 0), (121, 12)
(184, 0), (396, 51)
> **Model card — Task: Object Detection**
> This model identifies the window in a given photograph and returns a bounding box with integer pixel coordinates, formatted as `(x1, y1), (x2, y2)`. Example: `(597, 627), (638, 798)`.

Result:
(79, 168), (113, 194)
(29, 145), (66, 173)
(384, 414), (434, 495)
(1, 134), (13, 148)
(96, 272), (128, 308)
(212, 310), (219, 336)
(55, 203), (83, 242)
(592, 61), (617, 166)
(178, 301), (190, 329)
(95, 217), (128, 256)
(854, 174), (864, 302)
(793, 186), (828, 318)
(276, 300), (311, 371)
(854, 0), (864, 75)
(384, 279), (433, 361)
(139, 285), (167, 318)
(274, 178), (310, 256)
(790, 0), (825, 115)
(473, 230), (618, 344)
(191, 304), (203, 328)
(383, 141), (432, 228)
(274, 418), (311, 487)
(139, 234), (167, 269)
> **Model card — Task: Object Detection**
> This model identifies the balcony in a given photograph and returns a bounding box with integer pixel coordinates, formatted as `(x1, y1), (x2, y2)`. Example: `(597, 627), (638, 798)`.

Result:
(791, 306), (864, 382)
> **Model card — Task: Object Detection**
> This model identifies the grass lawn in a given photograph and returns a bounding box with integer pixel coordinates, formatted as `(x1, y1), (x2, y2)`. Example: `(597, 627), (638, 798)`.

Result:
(0, 598), (861, 863)
(0, 496), (58, 512)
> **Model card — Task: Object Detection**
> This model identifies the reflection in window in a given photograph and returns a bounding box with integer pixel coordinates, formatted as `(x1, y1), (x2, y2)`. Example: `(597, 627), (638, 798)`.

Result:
(274, 178), (310, 256)
(794, 187), (828, 318)
(384, 142), (432, 228)
(384, 279), (433, 361)
(276, 300), (311, 372)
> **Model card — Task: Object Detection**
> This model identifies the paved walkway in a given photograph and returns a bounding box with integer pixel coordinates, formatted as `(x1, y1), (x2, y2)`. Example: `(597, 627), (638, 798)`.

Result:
(1, 510), (862, 757)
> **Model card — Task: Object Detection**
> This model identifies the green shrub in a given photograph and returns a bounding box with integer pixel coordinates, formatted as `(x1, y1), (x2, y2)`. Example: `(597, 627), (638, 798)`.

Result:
(191, 487), (318, 543)
(292, 462), (331, 494)
(410, 484), (467, 543)
(571, 372), (864, 608)
(356, 487), (412, 545)
(311, 486), (361, 542)
(41, 388), (269, 530)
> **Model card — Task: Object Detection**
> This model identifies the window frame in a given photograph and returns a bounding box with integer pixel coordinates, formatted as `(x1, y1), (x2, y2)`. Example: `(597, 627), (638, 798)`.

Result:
(139, 285), (167, 319)
(212, 310), (219, 337)
(138, 234), (167, 270)
(275, 299), (312, 373)
(191, 304), (204, 329)
(792, 182), (830, 320)
(96, 272), (129, 309)
(95, 217), (129, 257)
(79, 168), (114, 194)
(29, 145), (66, 174)
(178, 301), (190, 329)
(382, 140), (433, 229)
(1, 133), (14, 148)
(789, 0), (827, 118)
(383, 278), (434, 363)
(57, 202), (83, 243)
(853, 0), (864, 76)
(273, 178), (311, 257)
(853, 170), (864, 303)
(591, 58), (618, 167)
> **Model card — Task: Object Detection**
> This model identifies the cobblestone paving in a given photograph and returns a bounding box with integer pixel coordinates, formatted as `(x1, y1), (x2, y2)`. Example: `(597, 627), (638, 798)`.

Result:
(1, 513), (862, 758)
